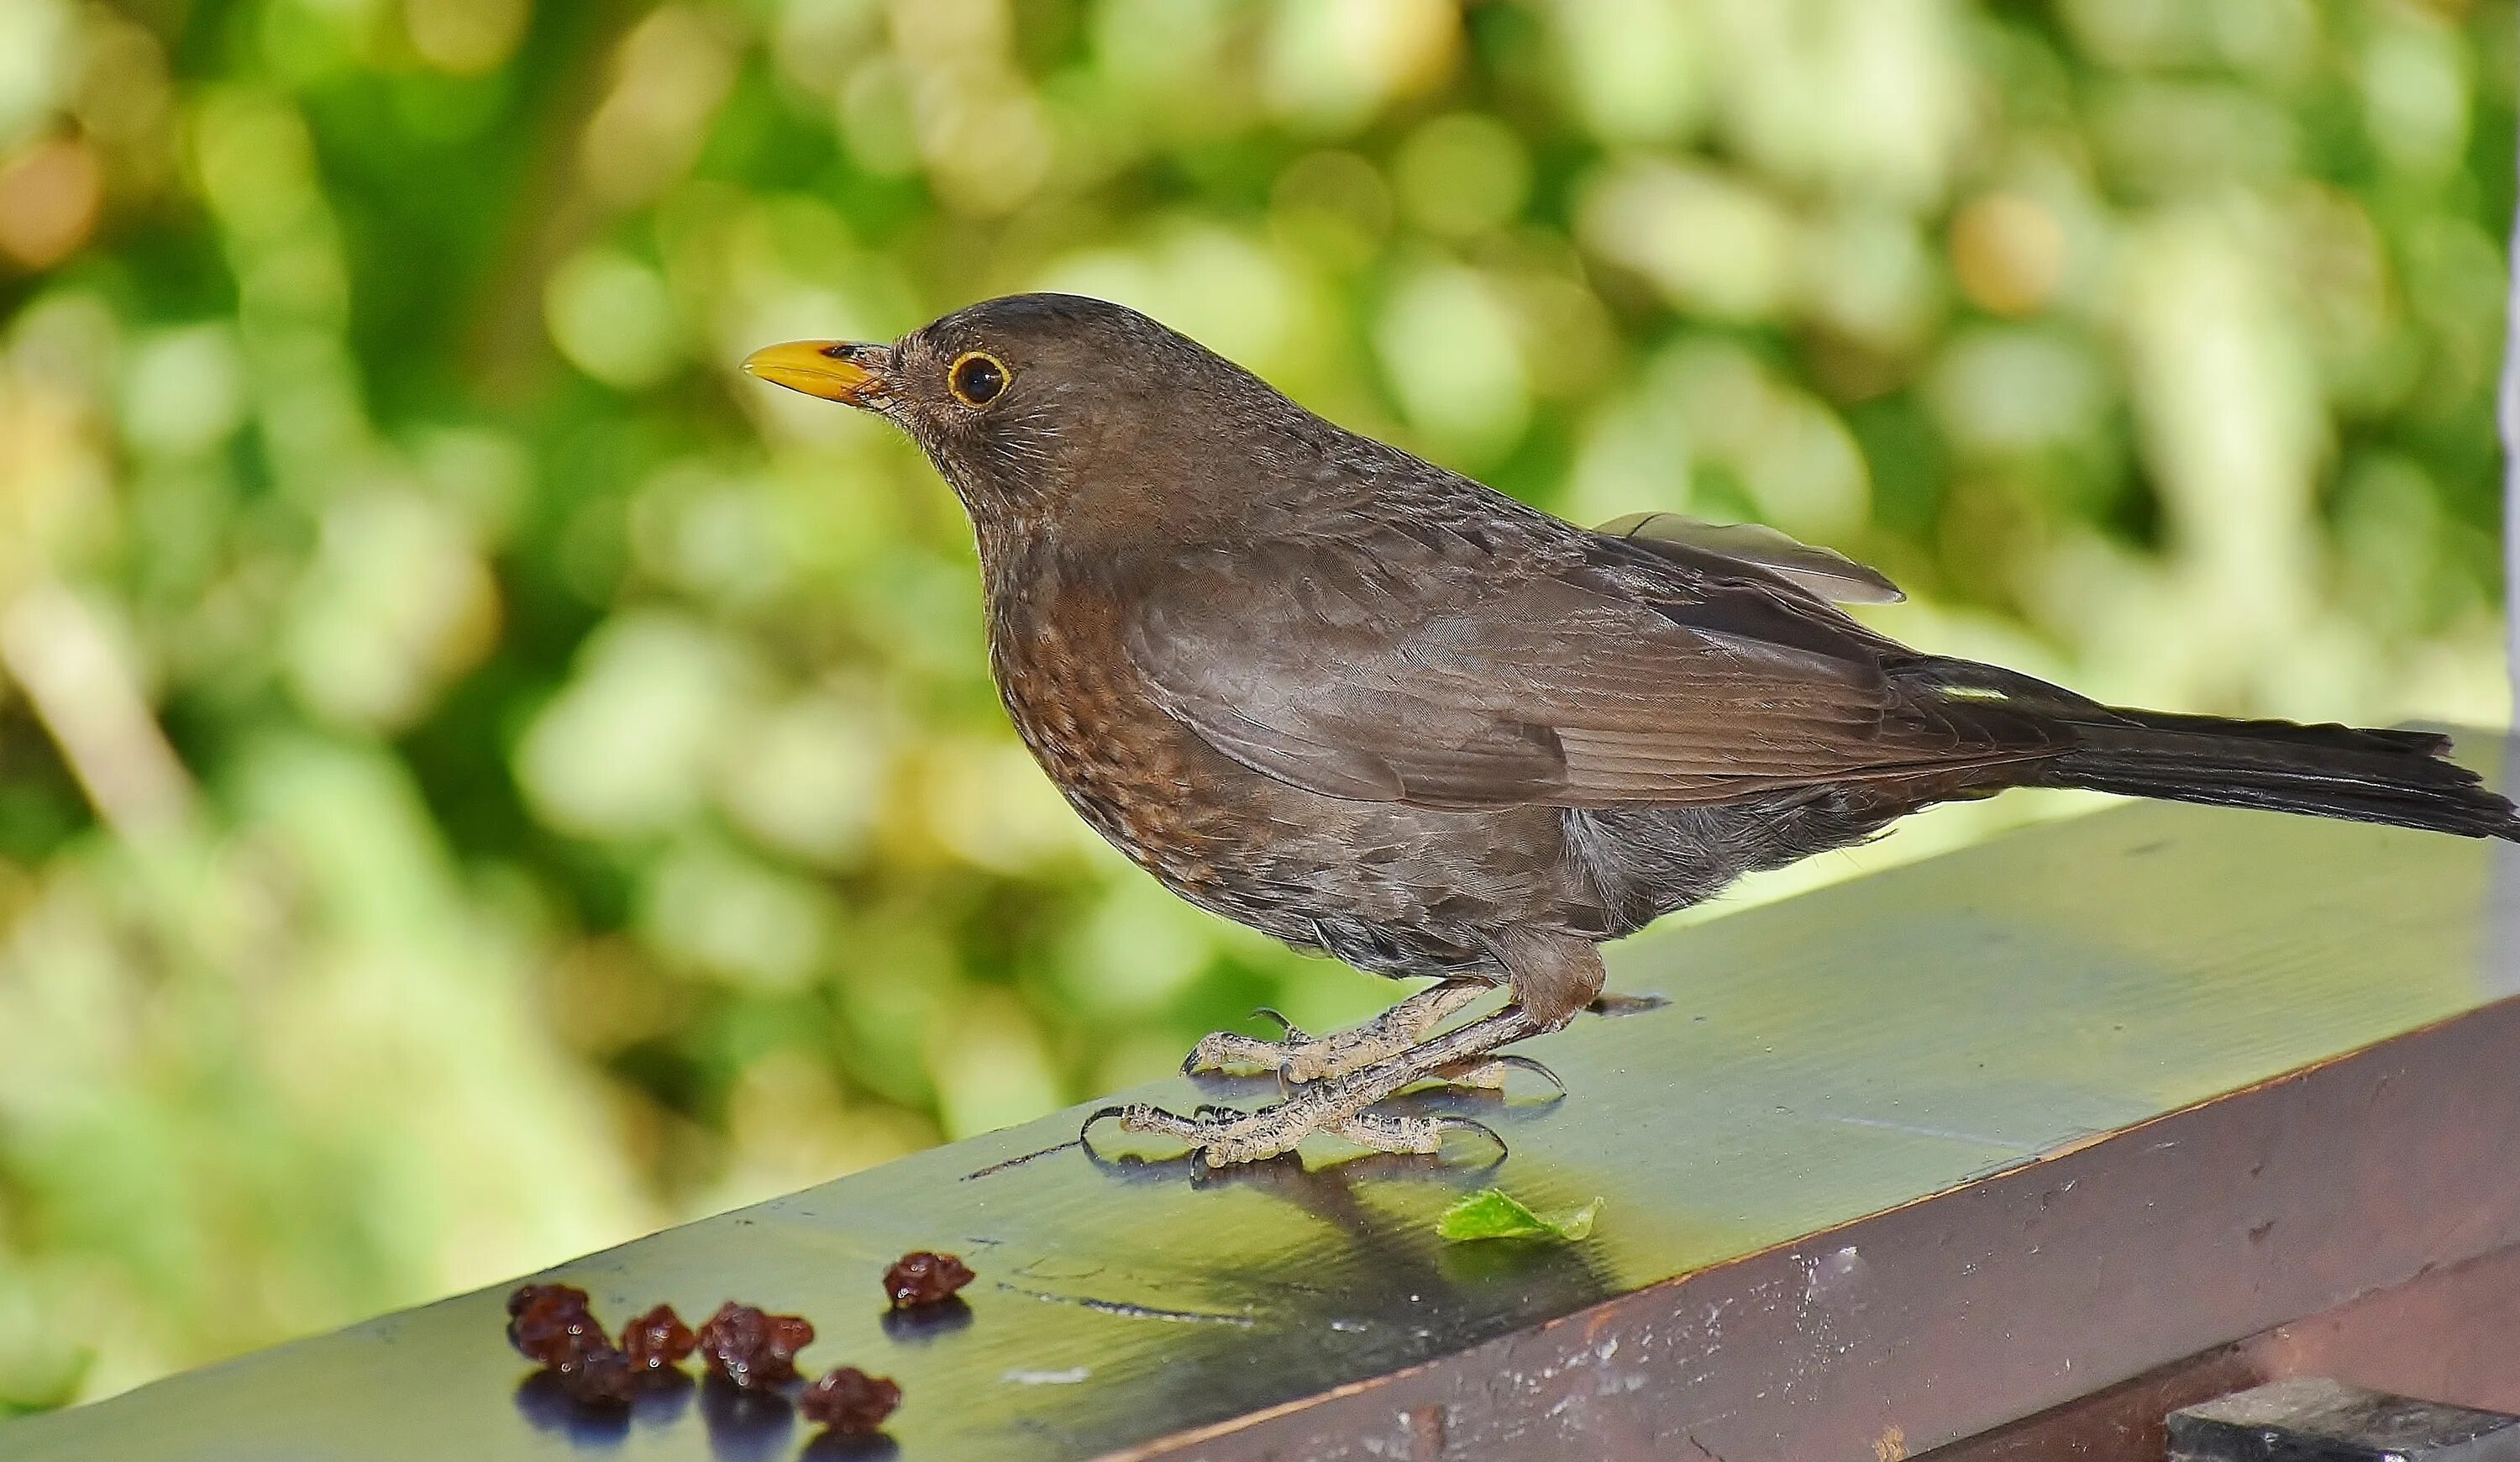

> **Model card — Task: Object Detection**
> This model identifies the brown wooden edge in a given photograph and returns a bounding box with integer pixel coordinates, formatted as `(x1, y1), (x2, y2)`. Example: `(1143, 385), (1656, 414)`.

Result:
(1117, 994), (2520, 1462)
(1922, 1237), (2520, 1459)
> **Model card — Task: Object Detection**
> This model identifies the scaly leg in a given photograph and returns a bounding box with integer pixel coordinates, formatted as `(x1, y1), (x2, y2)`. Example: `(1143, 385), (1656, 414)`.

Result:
(1096, 1006), (1544, 1166)
(1181, 979), (1489, 1082)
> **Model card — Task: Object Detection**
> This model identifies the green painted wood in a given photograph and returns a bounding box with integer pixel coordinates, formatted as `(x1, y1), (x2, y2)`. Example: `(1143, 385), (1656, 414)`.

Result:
(8, 735), (2517, 1461)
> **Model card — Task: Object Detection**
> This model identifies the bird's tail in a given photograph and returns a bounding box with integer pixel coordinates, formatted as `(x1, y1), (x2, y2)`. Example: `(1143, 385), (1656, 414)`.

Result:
(1904, 658), (2520, 841)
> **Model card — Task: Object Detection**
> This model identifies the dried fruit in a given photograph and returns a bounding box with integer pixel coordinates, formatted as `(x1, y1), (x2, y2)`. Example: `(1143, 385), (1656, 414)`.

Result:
(695, 1302), (815, 1388)
(800, 1367), (901, 1434)
(765, 1312), (815, 1362)
(555, 1344), (639, 1405)
(619, 1303), (696, 1373)
(507, 1283), (590, 1318)
(882, 1251), (974, 1309)
(508, 1288), (605, 1366)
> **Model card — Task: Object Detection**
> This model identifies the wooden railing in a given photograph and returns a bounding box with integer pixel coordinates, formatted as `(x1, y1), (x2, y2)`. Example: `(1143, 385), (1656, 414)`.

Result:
(8, 734), (2519, 1462)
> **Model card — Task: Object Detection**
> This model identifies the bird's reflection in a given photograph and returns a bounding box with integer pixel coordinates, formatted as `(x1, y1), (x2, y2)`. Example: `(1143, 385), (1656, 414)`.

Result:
(1028, 1114), (1621, 1454)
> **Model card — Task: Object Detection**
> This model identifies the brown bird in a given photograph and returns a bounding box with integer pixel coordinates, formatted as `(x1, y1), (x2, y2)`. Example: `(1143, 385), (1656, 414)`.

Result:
(744, 294), (2519, 1167)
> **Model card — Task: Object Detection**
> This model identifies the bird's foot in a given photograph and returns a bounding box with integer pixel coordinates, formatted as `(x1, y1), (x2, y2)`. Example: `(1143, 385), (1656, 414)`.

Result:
(1181, 979), (1490, 1083)
(1088, 1096), (1500, 1166)
(1105, 1006), (1541, 1166)
(1429, 1053), (1563, 1094)
(1326, 1108), (1505, 1156)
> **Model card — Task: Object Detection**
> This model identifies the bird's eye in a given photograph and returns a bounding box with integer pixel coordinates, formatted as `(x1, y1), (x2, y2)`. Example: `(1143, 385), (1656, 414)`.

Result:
(947, 351), (1009, 408)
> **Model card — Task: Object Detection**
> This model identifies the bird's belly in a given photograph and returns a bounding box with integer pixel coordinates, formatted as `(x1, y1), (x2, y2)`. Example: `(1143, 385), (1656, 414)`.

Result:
(995, 662), (1567, 966)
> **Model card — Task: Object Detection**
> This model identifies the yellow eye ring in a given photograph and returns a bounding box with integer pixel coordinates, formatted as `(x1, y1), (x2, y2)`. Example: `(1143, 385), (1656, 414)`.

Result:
(947, 351), (1010, 408)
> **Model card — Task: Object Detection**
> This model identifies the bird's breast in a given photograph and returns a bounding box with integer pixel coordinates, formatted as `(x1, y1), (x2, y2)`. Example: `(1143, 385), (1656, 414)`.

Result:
(985, 585), (1244, 901)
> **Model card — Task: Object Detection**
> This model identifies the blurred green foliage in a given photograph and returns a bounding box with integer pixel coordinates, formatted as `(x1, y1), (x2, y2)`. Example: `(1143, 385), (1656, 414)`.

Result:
(0, 0), (2511, 1408)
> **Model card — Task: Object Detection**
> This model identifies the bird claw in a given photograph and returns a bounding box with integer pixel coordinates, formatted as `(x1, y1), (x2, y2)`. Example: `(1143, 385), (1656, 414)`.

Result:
(1249, 1006), (1307, 1040)
(1082, 1099), (1315, 1167)
(1325, 1109), (1509, 1161)
(1094, 1004), (1550, 1170)
(1180, 981), (1494, 1084)
(1179, 1029), (1298, 1078)
(1080, 1091), (1513, 1168)
(1429, 1052), (1564, 1095)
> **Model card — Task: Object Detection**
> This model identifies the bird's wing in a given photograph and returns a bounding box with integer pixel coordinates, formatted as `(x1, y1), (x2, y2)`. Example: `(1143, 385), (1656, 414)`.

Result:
(1124, 523), (2052, 810)
(1596, 512), (1904, 604)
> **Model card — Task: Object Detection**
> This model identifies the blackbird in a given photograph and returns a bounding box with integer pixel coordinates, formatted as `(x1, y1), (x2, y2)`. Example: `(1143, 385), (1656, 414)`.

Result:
(744, 293), (2520, 1167)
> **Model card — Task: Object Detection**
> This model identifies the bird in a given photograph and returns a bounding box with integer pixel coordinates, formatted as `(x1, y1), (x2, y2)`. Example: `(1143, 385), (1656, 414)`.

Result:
(743, 293), (2520, 1167)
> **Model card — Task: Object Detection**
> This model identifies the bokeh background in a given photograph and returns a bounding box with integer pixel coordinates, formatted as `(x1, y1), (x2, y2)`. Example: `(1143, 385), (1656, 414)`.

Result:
(0, 0), (2512, 1411)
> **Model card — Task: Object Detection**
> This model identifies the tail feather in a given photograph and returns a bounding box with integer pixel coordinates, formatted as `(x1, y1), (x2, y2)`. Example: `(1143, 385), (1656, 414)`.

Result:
(1902, 657), (2519, 841)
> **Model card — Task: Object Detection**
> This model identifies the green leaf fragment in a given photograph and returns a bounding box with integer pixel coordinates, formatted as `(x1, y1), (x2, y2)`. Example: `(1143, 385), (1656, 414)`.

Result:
(1435, 1188), (1604, 1242)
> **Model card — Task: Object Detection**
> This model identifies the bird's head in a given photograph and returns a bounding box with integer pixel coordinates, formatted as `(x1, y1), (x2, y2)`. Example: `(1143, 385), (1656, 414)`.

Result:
(744, 293), (1299, 552)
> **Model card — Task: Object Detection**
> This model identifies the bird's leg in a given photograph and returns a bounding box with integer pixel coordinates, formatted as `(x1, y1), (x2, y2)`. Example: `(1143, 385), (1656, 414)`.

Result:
(1182, 978), (1490, 1083)
(1321, 1107), (1503, 1157)
(1100, 1005), (1543, 1166)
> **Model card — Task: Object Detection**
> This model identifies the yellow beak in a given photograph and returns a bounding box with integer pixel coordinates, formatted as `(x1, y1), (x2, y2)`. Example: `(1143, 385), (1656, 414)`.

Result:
(741, 340), (883, 403)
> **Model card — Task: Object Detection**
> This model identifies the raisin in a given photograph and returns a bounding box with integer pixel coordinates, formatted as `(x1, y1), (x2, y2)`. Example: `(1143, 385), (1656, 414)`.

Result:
(510, 1292), (605, 1366)
(799, 1367), (901, 1434)
(881, 1252), (974, 1309)
(620, 1303), (697, 1373)
(555, 1344), (639, 1406)
(507, 1283), (589, 1318)
(764, 1311), (815, 1365)
(695, 1302), (815, 1388)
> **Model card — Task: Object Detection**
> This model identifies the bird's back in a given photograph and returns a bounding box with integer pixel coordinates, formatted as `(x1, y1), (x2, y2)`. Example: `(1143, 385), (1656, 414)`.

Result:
(974, 437), (2038, 978)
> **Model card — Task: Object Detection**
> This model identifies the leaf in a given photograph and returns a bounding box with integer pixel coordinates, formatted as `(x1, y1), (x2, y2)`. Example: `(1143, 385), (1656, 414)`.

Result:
(1435, 1188), (1604, 1243)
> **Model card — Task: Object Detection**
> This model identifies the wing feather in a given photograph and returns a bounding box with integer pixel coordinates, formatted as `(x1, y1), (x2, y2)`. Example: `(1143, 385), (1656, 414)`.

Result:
(1598, 511), (1904, 604)
(1126, 529), (2047, 809)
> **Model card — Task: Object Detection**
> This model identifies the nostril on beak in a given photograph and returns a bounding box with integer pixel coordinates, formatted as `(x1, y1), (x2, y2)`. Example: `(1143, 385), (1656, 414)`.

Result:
(742, 340), (884, 404)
